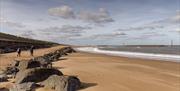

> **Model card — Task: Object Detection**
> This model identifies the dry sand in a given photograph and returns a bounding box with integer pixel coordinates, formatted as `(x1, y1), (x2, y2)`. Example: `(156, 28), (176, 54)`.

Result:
(0, 46), (180, 91)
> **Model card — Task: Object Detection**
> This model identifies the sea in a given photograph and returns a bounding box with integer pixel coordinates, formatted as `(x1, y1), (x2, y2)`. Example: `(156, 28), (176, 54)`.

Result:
(76, 45), (180, 62)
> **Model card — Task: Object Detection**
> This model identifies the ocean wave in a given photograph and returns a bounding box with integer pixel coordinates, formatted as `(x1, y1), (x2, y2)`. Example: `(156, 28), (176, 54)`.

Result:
(76, 47), (180, 62)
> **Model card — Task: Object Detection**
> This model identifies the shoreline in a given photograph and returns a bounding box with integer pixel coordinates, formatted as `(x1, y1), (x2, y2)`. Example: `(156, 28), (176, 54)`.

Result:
(0, 46), (180, 91)
(78, 51), (180, 64)
(76, 47), (180, 62)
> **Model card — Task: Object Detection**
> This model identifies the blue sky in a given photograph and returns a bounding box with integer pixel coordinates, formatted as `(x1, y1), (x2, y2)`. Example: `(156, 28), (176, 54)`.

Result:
(0, 0), (180, 45)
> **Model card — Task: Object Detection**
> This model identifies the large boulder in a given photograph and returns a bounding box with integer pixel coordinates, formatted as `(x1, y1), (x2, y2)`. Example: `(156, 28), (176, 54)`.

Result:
(33, 56), (52, 68)
(10, 82), (37, 91)
(18, 60), (41, 70)
(41, 75), (81, 91)
(16, 68), (63, 84)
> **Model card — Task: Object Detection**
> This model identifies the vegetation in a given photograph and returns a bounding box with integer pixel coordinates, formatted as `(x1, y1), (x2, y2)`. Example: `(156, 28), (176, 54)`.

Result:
(0, 32), (58, 45)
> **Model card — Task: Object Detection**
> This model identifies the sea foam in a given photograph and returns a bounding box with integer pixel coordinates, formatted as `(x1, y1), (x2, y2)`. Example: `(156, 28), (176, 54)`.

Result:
(76, 47), (180, 62)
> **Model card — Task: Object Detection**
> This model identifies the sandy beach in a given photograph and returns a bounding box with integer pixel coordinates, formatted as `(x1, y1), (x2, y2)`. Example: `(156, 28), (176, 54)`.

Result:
(0, 46), (180, 91)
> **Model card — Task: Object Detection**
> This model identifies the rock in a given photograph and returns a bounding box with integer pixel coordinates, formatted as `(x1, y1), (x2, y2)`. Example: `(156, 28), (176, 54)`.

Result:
(50, 54), (61, 61)
(33, 56), (52, 68)
(62, 52), (66, 55)
(62, 47), (75, 53)
(0, 88), (9, 91)
(41, 75), (81, 91)
(11, 60), (20, 67)
(16, 68), (63, 84)
(33, 56), (49, 63)
(42, 51), (62, 62)
(4, 67), (19, 76)
(10, 82), (36, 91)
(2, 60), (20, 77)
(0, 74), (8, 82)
(18, 60), (41, 70)
(0, 69), (4, 74)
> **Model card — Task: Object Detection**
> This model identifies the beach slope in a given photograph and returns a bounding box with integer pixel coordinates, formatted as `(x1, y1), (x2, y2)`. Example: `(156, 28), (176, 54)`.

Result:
(56, 52), (180, 91)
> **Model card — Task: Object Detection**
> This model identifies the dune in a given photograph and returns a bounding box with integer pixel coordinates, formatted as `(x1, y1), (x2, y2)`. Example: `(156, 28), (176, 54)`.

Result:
(0, 46), (180, 91)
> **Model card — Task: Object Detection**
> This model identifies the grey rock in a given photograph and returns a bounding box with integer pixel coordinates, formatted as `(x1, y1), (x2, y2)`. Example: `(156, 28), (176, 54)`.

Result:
(4, 67), (19, 76)
(33, 56), (52, 68)
(11, 60), (20, 67)
(41, 75), (81, 91)
(16, 68), (63, 84)
(18, 60), (41, 70)
(0, 74), (8, 82)
(10, 82), (36, 91)
(0, 87), (9, 91)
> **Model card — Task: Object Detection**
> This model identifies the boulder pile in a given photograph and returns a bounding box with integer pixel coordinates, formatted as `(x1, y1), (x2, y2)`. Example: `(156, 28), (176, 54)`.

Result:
(0, 47), (80, 91)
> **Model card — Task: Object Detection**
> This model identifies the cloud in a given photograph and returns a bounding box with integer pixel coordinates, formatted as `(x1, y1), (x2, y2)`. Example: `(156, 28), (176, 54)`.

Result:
(48, 6), (114, 24)
(60, 25), (92, 33)
(150, 11), (180, 24)
(119, 11), (179, 33)
(39, 25), (91, 34)
(115, 11), (178, 32)
(88, 31), (126, 39)
(117, 25), (164, 31)
(78, 8), (114, 23)
(171, 11), (180, 23)
(0, 17), (25, 28)
(123, 11), (179, 32)
(174, 28), (180, 33)
(129, 32), (166, 40)
(37, 25), (92, 41)
(48, 5), (75, 19)
(19, 30), (36, 39)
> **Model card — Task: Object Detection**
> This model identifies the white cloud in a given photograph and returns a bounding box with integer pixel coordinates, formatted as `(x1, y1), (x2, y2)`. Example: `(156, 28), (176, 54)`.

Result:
(60, 25), (91, 33)
(36, 25), (92, 41)
(174, 28), (180, 33)
(48, 6), (114, 24)
(78, 8), (114, 23)
(153, 11), (180, 24)
(48, 5), (75, 19)
(39, 25), (91, 34)
(88, 31), (126, 39)
(19, 30), (36, 39)
(117, 25), (164, 31)
(129, 32), (166, 40)
(0, 17), (25, 28)
(171, 11), (180, 23)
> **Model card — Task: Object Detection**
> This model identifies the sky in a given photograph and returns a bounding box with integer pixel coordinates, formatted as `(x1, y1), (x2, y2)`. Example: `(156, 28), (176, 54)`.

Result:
(0, 0), (180, 45)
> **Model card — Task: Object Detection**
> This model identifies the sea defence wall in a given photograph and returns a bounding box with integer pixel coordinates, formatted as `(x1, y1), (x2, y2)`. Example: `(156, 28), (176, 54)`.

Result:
(0, 39), (57, 53)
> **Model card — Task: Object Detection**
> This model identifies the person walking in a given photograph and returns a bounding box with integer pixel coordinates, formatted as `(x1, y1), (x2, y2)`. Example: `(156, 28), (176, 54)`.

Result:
(16, 48), (21, 57)
(30, 46), (34, 56)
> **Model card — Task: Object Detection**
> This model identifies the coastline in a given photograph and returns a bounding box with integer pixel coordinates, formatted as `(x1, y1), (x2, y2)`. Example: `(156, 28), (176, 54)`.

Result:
(0, 46), (180, 91)
(76, 47), (180, 62)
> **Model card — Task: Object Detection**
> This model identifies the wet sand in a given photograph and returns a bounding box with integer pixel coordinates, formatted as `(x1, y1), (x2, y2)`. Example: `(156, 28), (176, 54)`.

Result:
(0, 46), (180, 91)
